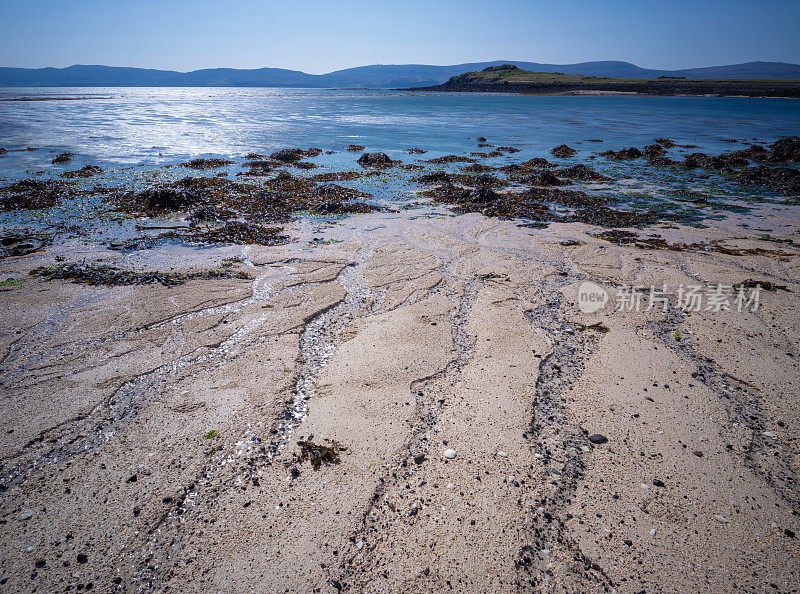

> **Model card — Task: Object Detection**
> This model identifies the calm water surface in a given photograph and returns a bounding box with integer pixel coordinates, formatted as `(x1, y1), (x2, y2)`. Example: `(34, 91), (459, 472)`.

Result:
(0, 87), (799, 177)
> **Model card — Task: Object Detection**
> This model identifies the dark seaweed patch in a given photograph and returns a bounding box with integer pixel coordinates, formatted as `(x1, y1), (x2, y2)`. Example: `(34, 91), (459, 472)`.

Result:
(181, 158), (235, 169)
(0, 179), (67, 210)
(30, 262), (252, 287)
(296, 439), (345, 470)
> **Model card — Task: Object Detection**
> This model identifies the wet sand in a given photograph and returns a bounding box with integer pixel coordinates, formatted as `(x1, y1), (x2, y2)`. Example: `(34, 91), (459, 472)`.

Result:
(0, 208), (799, 592)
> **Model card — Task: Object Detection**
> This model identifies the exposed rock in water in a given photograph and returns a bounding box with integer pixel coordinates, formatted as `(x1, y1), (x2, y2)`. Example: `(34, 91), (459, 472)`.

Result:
(550, 145), (577, 158)
(346, 144), (365, 152)
(51, 152), (74, 164)
(270, 148), (320, 162)
(412, 171), (452, 184)
(61, 165), (103, 178)
(600, 147), (643, 160)
(357, 152), (394, 167)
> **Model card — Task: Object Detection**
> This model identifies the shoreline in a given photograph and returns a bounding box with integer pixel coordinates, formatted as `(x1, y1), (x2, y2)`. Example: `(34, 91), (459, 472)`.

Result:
(0, 136), (799, 591)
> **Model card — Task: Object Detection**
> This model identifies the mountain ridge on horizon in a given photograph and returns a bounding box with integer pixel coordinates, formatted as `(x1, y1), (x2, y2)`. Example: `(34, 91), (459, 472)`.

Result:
(1, 60), (799, 88)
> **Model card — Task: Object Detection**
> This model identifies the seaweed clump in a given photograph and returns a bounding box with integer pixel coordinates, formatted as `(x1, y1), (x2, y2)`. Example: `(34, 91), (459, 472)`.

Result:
(52, 152), (74, 164)
(270, 148), (321, 162)
(30, 262), (251, 287)
(296, 438), (345, 470)
(61, 165), (103, 178)
(0, 179), (67, 210)
(181, 158), (235, 169)
(181, 221), (292, 246)
(346, 144), (366, 151)
(735, 165), (800, 194)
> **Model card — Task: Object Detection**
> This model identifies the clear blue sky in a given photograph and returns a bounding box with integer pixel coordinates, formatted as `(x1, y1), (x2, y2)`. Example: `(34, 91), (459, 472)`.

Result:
(1, 0), (798, 72)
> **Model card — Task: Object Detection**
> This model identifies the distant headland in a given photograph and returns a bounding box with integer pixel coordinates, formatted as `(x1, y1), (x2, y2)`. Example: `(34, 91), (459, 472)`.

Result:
(403, 64), (800, 98)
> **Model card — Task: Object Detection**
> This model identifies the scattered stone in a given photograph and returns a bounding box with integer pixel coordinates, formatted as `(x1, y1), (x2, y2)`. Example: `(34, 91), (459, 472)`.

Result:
(588, 434), (608, 444)
(714, 514), (731, 524)
(413, 453), (426, 464)
(443, 449), (457, 459)
(19, 509), (33, 521)
(76, 554), (88, 563)
(653, 479), (665, 488)
(496, 451), (508, 458)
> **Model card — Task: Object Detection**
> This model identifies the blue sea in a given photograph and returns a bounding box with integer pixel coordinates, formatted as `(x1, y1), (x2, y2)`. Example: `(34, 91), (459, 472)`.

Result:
(0, 87), (799, 178)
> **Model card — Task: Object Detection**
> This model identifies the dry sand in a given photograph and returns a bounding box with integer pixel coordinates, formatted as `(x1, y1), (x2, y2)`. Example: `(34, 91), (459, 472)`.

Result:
(0, 209), (798, 592)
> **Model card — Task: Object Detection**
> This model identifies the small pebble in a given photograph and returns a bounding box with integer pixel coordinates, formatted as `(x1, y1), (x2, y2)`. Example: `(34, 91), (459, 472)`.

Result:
(19, 509), (33, 521)
(497, 451), (507, 458)
(714, 514), (731, 524)
(443, 449), (457, 459)
(588, 434), (608, 444)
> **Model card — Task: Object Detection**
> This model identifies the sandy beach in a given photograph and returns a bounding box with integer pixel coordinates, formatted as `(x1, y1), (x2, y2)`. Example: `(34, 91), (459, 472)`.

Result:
(0, 201), (798, 592)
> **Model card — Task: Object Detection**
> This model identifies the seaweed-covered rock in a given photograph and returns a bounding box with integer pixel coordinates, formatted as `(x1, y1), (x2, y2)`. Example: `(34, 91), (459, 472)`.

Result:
(643, 144), (667, 158)
(270, 149), (305, 163)
(412, 171), (452, 184)
(137, 186), (203, 211)
(0, 179), (67, 210)
(736, 165), (800, 193)
(52, 152), (74, 164)
(61, 165), (103, 178)
(471, 186), (501, 203)
(522, 158), (554, 169)
(550, 145), (577, 158)
(654, 138), (676, 148)
(357, 152), (393, 167)
(523, 170), (568, 186)
(474, 174), (504, 187)
(346, 144), (366, 152)
(181, 158), (235, 169)
(600, 147), (643, 160)
(1, 235), (49, 257)
(768, 136), (800, 163)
